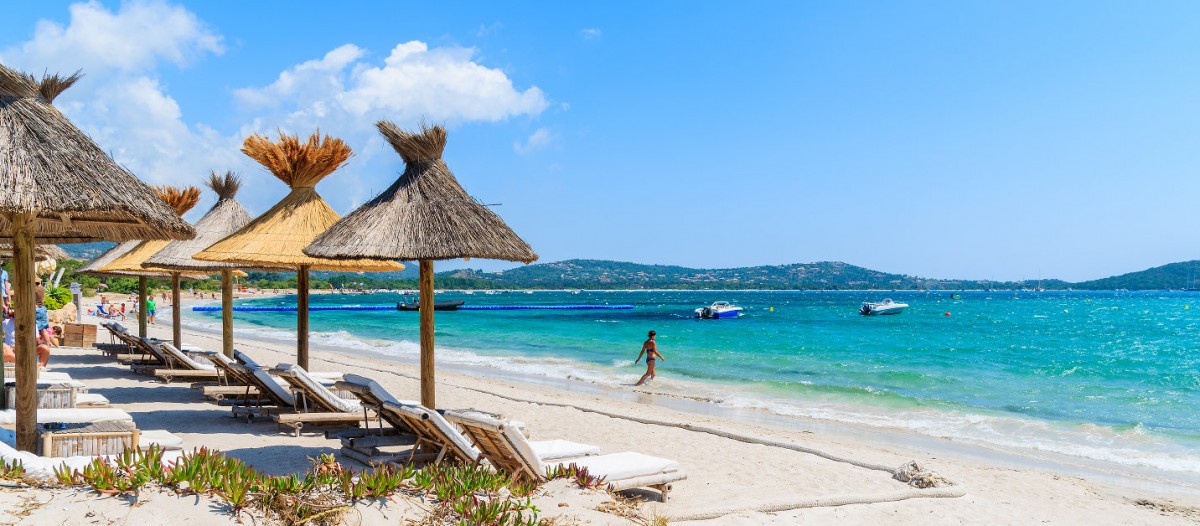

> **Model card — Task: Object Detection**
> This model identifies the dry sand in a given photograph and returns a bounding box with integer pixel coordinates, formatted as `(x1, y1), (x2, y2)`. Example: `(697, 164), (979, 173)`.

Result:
(0, 301), (1196, 524)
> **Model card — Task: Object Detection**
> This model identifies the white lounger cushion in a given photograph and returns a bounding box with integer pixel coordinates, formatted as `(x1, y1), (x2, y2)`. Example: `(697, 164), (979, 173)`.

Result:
(139, 429), (183, 450)
(564, 451), (680, 481)
(340, 374), (419, 407)
(529, 439), (601, 461)
(0, 428), (183, 482)
(273, 364), (359, 413)
(0, 408), (133, 425)
(37, 372), (74, 383)
(231, 351), (340, 384)
(75, 393), (109, 407)
(158, 343), (214, 371)
(248, 367), (294, 406)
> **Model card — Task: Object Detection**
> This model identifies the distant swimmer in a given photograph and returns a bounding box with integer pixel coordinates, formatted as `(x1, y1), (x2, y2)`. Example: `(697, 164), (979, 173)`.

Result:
(634, 330), (664, 386)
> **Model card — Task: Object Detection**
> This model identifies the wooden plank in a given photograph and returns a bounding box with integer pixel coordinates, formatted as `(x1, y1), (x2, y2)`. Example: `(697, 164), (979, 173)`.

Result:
(137, 277), (147, 338)
(274, 412), (363, 424)
(419, 259), (435, 409)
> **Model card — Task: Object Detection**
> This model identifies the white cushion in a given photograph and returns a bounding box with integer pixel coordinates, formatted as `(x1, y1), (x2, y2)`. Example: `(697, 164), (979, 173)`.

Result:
(139, 429), (183, 450)
(157, 342), (215, 371)
(75, 393), (109, 407)
(0, 408), (133, 425)
(273, 363), (359, 413)
(529, 439), (600, 461)
(565, 452), (679, 481)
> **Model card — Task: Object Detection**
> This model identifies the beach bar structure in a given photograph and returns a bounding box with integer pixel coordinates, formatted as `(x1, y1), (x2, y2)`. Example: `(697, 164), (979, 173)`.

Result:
(306, 122), (536, 409)
(96, 186), (204, 350)
(194, 132), (402, 369)
(142, 172), (256, 357)
(0, 65), (194, 452)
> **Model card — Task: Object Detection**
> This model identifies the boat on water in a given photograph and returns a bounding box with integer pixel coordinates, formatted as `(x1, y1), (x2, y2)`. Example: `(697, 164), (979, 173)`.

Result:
(859, 299), (908, 316)
(695, 301), (743, 319)
(396, 300), (466, 311)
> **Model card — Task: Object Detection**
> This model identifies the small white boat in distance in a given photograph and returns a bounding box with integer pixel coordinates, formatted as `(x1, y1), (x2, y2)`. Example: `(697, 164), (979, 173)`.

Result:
(695, 301), (744, 319)
(860, 299), (908, 316)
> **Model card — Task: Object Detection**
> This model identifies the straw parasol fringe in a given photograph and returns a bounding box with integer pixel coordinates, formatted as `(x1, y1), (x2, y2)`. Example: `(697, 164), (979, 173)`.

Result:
(242, 131), (351, 189)
(0, 64), (194, 243)
(25, 71), (82, 104)
(305, 122), (538, 264)
(151, 185), (201, 216)
(0, 243), (68, 260)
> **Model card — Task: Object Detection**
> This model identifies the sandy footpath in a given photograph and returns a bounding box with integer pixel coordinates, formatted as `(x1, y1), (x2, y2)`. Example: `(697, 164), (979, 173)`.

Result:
(0, 299), (1196, 524)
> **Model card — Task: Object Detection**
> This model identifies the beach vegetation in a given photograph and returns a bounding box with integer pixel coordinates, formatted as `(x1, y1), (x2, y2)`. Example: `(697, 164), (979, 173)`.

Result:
(0, 458), (24, 480)
(34, 445), (613, 525)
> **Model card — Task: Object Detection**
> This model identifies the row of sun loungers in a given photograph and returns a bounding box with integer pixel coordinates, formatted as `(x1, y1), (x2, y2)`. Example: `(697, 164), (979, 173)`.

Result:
(94, 321), (685, 501)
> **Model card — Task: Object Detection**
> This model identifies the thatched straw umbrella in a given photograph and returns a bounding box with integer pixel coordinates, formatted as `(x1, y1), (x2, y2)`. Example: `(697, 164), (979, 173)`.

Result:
(194, 132), (403, 369)
(142, 172), (263, 356)
(305, 122), (536, 408)
(0, 244), (68, 260)
(98, 186), (203, 348)
(0, 64), (194, 452)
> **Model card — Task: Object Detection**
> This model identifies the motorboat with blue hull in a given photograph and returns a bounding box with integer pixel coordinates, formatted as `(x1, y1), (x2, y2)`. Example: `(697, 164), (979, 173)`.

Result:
(695, 301), (743, 319)
(859, 299), (907, 316)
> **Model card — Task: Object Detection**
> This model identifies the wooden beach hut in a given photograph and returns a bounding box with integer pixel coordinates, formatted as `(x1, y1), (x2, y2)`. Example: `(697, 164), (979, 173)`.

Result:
(0, 65), (193, 452)
(97, 186), (203, 349)
(305, 122), (537, 408)
(193, 132), (402, 369)
(142, 172), (258, 357)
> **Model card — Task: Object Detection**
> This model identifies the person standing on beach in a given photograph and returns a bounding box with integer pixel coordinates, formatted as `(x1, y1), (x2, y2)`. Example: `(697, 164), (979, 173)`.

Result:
(147, 297), (157, 325)
(634, 330), (664, 386)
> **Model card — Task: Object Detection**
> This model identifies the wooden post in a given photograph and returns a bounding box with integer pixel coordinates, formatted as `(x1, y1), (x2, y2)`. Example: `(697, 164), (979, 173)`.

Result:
(419, 259), (435, 409)
(171, 273), (182, 350)
(297, 265), (309, 371)
(137, 276), (147, 338)
(11, 213), (38, 452)
(221, 269), (233, 358)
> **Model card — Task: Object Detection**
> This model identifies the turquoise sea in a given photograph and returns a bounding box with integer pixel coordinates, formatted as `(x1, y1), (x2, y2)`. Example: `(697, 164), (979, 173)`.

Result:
(188, 290), (1200, 481)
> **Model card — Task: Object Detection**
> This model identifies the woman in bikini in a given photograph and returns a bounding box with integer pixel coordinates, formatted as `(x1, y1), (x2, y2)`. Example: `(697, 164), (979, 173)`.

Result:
(634, 330), (664, 386)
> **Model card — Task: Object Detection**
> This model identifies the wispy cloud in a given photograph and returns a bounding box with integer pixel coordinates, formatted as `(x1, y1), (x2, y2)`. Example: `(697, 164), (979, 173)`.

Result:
(514, 128), (553, 155)
(476, 21), (503, 37)
(580, 28), (602, 40)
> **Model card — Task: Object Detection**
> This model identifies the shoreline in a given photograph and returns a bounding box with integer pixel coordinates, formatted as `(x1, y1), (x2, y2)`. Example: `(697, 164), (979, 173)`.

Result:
(78, 304), (1200, 523)
(175, 310), (1200, 496)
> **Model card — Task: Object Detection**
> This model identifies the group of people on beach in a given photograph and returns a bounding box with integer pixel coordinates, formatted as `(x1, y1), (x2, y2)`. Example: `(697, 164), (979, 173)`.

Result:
(0, 259), (55, 368)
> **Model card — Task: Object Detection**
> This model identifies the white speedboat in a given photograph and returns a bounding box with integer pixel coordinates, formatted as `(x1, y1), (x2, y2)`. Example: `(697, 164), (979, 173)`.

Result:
(695, 301), (743, 319)
(860, 299), (907, 316)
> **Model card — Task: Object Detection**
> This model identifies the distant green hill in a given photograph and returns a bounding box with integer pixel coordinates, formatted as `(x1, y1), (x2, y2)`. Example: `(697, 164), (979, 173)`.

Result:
(60, 241), (1200, 290)
(443, 259), (1025, 290)
(1072, 260), (1200, 290)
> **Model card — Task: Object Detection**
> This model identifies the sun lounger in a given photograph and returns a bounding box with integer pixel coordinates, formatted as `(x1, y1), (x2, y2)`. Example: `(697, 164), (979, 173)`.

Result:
(4, 378), (93, 409)
(444, 410), (683, 501)
(269, 364), (368, 437)
(151, 342), (219, 383)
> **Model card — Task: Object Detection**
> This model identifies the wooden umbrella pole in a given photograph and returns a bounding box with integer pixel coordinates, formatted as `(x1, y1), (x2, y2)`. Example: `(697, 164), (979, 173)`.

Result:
(138, 277), (148, 338)
(11, 213), (38, 452)
(297, 265), (309, 371)
(221, 269), (233, 358)
(171, 273), (182, 350)
(419, 259), (435, 409)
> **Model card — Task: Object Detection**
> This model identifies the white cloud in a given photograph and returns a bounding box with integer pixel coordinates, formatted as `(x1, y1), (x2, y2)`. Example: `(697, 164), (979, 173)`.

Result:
(514, 128), (553, 155)
(237, 40), (549, 126)
(580, 28), (602, 40)
(2, 0), (222, 73)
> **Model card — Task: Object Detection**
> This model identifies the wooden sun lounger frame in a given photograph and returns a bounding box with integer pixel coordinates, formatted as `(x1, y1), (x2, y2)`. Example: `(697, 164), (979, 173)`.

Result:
(149, 343), (219, 384)
(270, 367), (369, 438)
(445, 411), (684, 502)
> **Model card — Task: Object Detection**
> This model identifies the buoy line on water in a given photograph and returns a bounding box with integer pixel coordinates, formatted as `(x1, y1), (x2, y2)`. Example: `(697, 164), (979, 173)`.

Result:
(193, 331), (966, 521)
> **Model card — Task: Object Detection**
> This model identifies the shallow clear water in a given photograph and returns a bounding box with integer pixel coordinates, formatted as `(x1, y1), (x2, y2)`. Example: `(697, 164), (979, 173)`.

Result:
(191, 290), (1200, 476)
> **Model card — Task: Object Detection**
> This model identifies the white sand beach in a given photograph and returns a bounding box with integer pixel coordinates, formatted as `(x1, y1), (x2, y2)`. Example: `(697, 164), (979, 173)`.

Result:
(0, 306), (1197, 525)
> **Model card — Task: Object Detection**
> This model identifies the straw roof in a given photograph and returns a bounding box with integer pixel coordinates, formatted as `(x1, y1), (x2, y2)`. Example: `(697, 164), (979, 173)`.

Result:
(143, 171), (264, 272)
(304, 122), (537, 264)
(0, 64), (194, 243)
(75, 240), (139, 277)
(193, 132), (403, 272)
(0, 243), (68, 260)
(99, 186), (208, 278)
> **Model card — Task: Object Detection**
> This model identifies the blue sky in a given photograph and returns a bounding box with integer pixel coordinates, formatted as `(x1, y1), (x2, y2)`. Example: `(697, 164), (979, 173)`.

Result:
(3, 1), (1199, 282)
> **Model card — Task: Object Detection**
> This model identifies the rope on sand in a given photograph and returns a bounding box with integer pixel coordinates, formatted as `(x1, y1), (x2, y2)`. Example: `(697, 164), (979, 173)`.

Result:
(198, 333), (967, 520)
